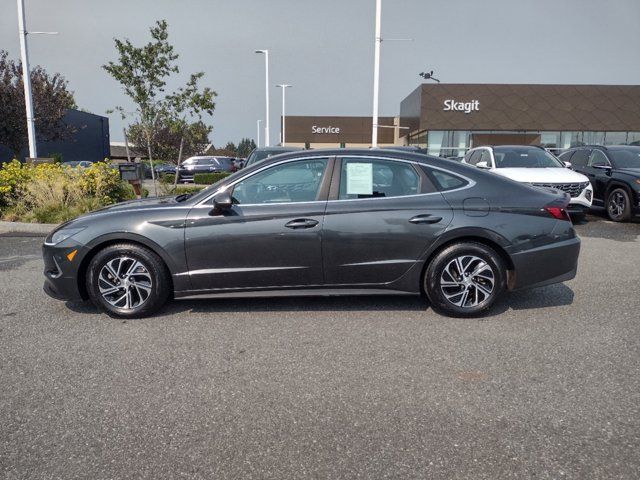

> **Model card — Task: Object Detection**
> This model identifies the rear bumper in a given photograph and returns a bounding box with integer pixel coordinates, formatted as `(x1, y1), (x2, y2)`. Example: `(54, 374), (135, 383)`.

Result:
(509, 235), (581, 290)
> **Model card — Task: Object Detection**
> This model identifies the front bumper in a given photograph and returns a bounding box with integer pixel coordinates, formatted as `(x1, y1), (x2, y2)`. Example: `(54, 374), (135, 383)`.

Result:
(567, 184), (593, 209)
(42, 242), (86, 302)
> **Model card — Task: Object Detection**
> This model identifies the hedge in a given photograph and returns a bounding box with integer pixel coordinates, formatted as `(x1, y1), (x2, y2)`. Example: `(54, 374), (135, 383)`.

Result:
(193, 172), (231, 185)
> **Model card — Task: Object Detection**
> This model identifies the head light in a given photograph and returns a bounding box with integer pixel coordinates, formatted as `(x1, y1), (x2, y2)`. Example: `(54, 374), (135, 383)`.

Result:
(45, 226), (86, 246)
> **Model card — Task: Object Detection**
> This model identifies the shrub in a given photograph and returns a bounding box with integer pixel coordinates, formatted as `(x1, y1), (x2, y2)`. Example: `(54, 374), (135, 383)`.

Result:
(0, 160), (137, 223)
(193, 172), (230, 185)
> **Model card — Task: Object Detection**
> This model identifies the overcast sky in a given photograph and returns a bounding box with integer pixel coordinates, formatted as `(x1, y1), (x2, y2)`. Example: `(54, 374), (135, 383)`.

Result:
(2, 0), (639, 146)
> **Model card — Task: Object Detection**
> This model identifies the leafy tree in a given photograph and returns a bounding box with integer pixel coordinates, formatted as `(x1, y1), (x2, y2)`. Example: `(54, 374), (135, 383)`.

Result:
(237, 138), (257, 157)
(224, 142), (237, 154)
(103, 20), (216, 192)
(0, 50), (76, 158)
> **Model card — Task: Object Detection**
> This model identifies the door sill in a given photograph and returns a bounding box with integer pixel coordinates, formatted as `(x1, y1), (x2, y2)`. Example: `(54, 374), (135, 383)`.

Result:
(174, 287), (417, 300)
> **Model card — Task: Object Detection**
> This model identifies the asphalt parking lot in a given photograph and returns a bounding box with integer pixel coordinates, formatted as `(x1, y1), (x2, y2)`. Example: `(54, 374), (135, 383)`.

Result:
(1, 212), (639, 479)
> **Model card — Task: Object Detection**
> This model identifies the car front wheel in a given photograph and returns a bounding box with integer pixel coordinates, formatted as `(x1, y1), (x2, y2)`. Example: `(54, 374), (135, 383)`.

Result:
(86, 243), (171, 318)
(424, 242), (506, 317)
(606, 188), (631, 222)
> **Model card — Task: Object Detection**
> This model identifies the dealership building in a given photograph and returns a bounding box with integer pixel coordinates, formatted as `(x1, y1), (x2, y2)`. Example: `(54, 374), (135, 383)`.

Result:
(283, 84), (640, 156)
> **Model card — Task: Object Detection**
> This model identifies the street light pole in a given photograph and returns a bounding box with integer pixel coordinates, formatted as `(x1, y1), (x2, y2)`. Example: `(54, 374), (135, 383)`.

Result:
(16, 0), (58, 160)
(255, 50), (270, 147)
(371, 0), (382, 147)
(256, 119), (262, 148)
(16, 0), (37, 158)
(276, 84), (291, 145)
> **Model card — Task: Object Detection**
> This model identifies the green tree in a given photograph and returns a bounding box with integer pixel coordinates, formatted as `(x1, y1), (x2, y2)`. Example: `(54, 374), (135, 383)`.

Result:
(103, 20), (216, 192)
(224, 141), (237, 154)
(0, 50), (76, 158)
(237, 138), (257, 157)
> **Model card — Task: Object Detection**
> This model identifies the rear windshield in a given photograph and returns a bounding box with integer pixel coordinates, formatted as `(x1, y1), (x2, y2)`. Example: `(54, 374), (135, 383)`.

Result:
(493, 148), (563, 168)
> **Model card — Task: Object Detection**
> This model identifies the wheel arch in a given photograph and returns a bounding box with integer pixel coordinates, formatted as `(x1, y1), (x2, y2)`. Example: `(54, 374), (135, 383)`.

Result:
(77, 233), (178, 300)
(420, 229), (516, 291)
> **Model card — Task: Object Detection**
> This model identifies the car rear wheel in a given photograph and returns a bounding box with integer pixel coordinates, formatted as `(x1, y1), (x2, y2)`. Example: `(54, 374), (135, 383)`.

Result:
(424, 242), (506, 317)
(86, 243), (171, 318)
(606, 188), (631, 222)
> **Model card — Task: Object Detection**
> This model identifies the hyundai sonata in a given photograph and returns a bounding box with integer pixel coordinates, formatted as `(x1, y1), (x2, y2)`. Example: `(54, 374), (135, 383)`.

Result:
(43, 149), (580, 318)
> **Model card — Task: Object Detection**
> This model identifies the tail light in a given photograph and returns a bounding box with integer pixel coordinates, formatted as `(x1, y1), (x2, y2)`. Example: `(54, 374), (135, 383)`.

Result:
(545, 206), (571, 221)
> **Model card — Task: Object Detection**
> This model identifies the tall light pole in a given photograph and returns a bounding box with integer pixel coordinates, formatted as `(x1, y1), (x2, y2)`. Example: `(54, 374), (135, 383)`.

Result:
(255, 49), (270, 147)
(370, 0), (382, 147)
(16, 0), (57, 159)
(276, 84), (292, 146)
(256, 119), (262, 148)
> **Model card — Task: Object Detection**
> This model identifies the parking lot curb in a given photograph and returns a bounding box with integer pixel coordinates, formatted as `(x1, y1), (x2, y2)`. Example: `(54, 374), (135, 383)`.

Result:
(0, 221), (58, 236)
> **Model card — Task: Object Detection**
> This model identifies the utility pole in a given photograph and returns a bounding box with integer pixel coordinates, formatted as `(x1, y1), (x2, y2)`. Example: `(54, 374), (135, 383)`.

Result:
(255, 50), (270, 146)
(16, 0), (57, 160)
(16, 0), (37, 158)
(257, 119), (262, 148)
(276, 84), (292, 145)
(371, 0), (382, 147)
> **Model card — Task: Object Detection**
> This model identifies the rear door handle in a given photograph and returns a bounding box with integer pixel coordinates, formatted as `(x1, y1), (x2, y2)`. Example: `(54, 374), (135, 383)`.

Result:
(409, 214), (442, 224)
(285, 218), (319, 229)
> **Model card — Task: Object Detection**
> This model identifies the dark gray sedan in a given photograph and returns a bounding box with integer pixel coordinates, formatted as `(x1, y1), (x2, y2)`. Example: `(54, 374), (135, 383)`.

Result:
(43, 149), (580, 318)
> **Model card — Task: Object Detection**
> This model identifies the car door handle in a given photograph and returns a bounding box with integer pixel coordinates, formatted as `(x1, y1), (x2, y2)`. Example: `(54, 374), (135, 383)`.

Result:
(409, 214), (442, 224)
(285, 218), (319, 229)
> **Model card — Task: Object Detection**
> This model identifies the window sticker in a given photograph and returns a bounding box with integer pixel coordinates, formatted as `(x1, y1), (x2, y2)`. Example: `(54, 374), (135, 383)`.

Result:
(346, 162), (373, 195)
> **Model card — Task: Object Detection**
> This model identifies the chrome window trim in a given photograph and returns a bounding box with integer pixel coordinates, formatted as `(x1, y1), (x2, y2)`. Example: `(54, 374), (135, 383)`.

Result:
(196, 154), (475, 207)
(196, 155), (332, 207)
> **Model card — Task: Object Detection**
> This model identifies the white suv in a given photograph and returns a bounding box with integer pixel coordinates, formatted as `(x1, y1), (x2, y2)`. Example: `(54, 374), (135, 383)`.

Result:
(462, 145), (593, 216)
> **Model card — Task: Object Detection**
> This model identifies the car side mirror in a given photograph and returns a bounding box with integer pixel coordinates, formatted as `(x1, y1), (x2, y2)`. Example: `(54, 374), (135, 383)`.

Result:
(210, 190), (233, 215)
(563, 161), (572, 168)
(476, 161), (490, 169)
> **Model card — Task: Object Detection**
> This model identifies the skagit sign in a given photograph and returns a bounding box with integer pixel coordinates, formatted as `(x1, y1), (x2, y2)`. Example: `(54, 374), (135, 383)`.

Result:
(443, 99), (480, 114)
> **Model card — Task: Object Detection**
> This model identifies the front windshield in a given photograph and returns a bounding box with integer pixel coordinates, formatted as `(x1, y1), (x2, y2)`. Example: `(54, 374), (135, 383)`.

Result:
(493, 148), (563, 168)
(608, 148), (640, 168)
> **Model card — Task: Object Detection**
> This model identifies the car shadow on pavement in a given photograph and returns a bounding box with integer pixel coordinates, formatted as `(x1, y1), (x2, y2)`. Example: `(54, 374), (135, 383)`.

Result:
(573, 211), (640, 243)
(64, 283), (575, 318)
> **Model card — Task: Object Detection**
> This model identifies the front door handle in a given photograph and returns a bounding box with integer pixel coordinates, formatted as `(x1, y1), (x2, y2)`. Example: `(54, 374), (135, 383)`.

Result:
(285, 218), (319, 229)
(409, 214), (442, 224)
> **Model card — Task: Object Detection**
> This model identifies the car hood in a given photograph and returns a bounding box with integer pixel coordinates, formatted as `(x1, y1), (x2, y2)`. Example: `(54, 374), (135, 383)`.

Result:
(616, 167), (640, 176)
(80, 196), (180, 218)
(493, 167), (589, 184)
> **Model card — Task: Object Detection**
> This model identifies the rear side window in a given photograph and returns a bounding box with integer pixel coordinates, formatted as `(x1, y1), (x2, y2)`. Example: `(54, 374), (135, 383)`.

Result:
(569, 149), (590, 167)
(427, 168), (469, 191)
(338, 158), (423, 200)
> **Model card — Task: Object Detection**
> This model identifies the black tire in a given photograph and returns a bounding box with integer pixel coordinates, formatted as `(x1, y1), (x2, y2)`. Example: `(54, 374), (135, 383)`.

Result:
(606, 188), (632, 222)
(423, 242), (506, 318)
(86, 243), (171, 318)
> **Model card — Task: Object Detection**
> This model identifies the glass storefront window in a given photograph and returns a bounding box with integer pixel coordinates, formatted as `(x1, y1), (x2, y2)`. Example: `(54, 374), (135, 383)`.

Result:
(582, 132), (605, 145)
(541, 132), (561, 149)
(560, 132), (582, 149)
(627, 132), (640, 146)
(604, 132), (627, 145)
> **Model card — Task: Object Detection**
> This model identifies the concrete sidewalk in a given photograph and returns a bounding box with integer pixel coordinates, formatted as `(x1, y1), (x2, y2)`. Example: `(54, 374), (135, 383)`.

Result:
(0, 220), (57, 236)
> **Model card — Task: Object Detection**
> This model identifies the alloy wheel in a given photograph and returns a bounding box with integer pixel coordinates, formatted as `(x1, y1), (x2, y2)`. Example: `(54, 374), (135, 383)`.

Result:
(608, 192), (626, 219)
(98, 256), (153, 310)
(440, 255), (495, 308)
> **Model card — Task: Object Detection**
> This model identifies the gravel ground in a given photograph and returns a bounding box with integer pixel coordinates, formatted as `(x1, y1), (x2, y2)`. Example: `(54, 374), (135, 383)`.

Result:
(0, 213), (639, 479)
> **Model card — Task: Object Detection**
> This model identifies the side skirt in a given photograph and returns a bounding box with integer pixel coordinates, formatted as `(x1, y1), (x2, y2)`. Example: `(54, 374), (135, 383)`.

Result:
(174, 288), (418, 300)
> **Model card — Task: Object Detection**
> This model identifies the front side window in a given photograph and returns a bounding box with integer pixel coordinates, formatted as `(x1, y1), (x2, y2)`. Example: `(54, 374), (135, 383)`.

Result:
(588, 150), (610, 167)
(466, 150), (482, 165)
(479, 150), (493, 166)
(338, 158), (421, 200)
(232, 158), (328, 204)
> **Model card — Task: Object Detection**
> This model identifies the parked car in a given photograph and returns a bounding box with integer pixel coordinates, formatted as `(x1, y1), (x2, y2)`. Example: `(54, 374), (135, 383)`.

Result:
(462, 145), (593, 217)
(558, 145), (640, 222)
(244, 146), (303, 168)
(154, 163), (176, 176)
(177, 156), (236, 182)
(43, 148), (580, 319)
(63, 160), (93, 168)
